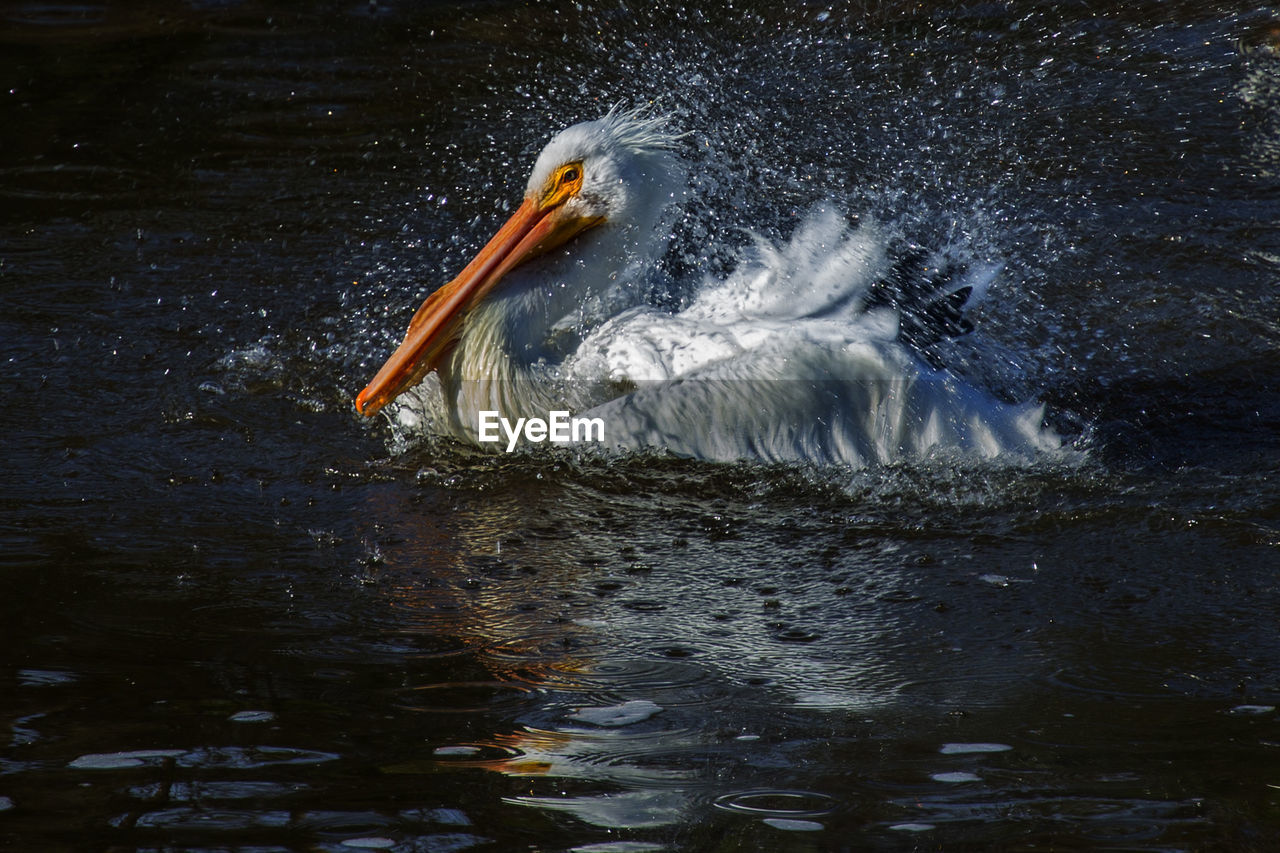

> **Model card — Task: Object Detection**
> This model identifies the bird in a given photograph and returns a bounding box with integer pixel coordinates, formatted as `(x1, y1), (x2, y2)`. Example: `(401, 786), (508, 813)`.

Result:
(355, 105), (1058, 465)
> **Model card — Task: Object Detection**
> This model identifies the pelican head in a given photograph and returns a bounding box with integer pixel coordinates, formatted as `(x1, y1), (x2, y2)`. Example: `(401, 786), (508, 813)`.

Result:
(356, 106), (682, 417)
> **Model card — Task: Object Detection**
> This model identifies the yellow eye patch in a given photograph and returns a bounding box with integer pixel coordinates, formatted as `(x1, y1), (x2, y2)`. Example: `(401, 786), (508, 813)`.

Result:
(539, 161), (584, 208)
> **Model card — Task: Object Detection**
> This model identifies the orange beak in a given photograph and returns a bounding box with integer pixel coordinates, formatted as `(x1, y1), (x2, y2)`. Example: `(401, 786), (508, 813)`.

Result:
(355, 196), (603, 417)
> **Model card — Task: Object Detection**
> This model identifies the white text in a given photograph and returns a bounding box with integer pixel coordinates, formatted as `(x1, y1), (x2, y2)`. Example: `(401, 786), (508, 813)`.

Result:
(477, 410), (605, 452)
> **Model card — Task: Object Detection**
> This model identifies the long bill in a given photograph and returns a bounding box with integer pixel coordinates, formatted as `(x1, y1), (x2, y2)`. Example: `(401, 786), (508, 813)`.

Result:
(355, 196), (602, 417)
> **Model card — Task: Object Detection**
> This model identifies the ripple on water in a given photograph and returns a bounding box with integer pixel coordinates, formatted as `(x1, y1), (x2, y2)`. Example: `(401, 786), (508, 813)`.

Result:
(426, 722), (714, 794)
(391, 681), (540, 714)
(566, 699), (663, 728)
(383, 740), (530, 775)
(423, 742), (525, 766)
(891, 670), (1029, 710)
(295, 809), (394, 834)
(228, 709), (276, 723)
(127, 781), (306, 801)
(63, 598), (279, 648)
(17, 668), (78, 686)
(505, 789), (688, 830)
(398, 807), (473, 826)
(2, 3), (106, 28)
(69, 749), (186, 770)
(508, 657), (716, 700)
(176, 746), (340, 769)
(712, 789), (841, 819)
(277, 631), (479, 666)
(0, 164), (158, 204)
(486, 628), (613, 667)
(1042, 661), (1193, 702)
(881, 790), (1204, 842)
(939, 742), (1014, 755)
(113, 808), (292, 831)
(763, 817), (825, 831)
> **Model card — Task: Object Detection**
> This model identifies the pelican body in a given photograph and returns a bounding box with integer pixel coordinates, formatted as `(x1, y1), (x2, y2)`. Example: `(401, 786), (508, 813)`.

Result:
(356, 107), (1057, 465)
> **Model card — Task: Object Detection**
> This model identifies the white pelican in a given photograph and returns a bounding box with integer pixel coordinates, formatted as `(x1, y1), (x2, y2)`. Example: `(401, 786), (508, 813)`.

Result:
(356, 106), (1058, 465)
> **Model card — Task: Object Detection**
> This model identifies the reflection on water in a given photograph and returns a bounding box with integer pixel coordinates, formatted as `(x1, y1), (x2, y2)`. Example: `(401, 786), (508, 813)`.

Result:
(4, 0), (1280, 851)
(7, 450), (1280, 848)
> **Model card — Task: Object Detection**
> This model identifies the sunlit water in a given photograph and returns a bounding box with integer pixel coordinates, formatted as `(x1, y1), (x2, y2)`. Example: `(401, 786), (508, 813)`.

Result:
(3, 1), (1280, 851)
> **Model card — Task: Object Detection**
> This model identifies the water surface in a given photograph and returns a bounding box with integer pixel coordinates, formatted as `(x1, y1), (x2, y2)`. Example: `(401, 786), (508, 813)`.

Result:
(3, 1), (1280, 850)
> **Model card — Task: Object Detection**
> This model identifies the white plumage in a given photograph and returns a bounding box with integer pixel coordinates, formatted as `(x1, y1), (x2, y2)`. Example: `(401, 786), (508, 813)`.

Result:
(357, 107), (1058, 465)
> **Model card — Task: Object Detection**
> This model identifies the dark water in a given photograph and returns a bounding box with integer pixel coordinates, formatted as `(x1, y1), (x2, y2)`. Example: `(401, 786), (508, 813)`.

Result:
(4, 1), (1280, 850)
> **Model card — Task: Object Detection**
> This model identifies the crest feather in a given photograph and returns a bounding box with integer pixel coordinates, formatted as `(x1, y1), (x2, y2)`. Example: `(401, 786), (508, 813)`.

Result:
(597, 102), (686, 153)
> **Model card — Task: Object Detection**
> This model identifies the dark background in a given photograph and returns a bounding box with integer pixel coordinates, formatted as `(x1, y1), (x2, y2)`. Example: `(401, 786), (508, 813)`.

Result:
(3, 1), (1279, 850)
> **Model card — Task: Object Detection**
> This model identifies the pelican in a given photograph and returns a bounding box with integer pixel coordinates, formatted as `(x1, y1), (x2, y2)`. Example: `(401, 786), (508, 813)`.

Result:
(356, 106), (1058, 465)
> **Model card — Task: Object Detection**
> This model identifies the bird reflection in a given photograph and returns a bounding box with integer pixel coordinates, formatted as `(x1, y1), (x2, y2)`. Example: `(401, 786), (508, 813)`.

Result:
(355, 463), (1004, 831)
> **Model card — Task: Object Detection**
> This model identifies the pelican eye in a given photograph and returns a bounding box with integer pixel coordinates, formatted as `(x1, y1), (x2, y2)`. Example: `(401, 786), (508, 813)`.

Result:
(541, 162), (585, 207)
